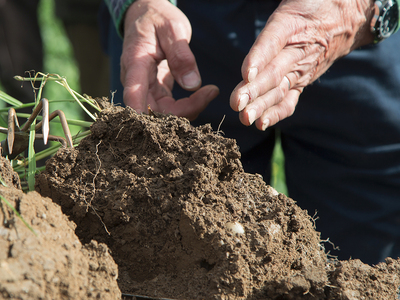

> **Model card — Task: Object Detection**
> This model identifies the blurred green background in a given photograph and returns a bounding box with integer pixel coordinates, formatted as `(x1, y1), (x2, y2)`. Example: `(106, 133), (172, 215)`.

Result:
(2, 0), (288, 195)
(39, 0), (80, 101)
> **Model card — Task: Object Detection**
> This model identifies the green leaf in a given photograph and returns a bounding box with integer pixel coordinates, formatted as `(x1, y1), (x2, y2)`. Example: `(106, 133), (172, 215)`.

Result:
(0, 90), (23, 107)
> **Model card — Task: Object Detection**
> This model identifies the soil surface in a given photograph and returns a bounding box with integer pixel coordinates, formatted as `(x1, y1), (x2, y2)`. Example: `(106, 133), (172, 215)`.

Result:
(0, 157), (121, 299)
(1, 100), (400, 299)
(35, 103), (400, 299)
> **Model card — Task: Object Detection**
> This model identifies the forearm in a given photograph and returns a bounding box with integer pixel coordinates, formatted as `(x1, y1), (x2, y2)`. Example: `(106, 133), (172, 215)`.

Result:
(104, 0), (177, 37)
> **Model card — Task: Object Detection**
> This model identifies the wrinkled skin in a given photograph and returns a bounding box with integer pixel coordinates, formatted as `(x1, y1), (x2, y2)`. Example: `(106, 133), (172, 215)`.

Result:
(122, 0), (375, 128)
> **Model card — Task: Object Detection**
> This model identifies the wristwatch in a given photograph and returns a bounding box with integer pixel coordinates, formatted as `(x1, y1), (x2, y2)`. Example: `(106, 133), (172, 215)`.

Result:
(370, 0), (400, 43)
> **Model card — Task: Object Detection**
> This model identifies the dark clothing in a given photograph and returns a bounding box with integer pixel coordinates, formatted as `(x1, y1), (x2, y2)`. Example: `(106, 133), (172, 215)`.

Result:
(55, 0), (110, 98)
(0, 0), (43, 102)
(55, 0), (102, 25)
(105, 0), (400, 264)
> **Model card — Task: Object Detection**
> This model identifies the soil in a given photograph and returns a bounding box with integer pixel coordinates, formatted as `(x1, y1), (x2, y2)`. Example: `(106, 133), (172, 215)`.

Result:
(1, 99), (400, 299)
(0, 158), (121, 299)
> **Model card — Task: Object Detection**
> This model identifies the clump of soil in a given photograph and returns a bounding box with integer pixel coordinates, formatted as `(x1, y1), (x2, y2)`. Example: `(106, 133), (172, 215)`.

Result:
(35, 104), (400, 299)
(0, 157), (121, 300)
(0, 157), (21, 189)
(327, 258), (400, 299)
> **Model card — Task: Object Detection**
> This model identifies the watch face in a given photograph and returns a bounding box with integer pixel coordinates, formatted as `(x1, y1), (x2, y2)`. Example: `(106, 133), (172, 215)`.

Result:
(380, 2), (399, 38)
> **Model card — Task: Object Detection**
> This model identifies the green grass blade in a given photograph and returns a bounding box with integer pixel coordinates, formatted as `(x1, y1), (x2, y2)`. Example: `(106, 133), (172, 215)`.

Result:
(13, 130), (91, 174)
(0, 90), (23, 106)
(6, 73), (102, 190)
(0, 113), (7, 128)
(71, 89), (101, 112)
(15, 73), (101, 120)
(54, 79), (97, 121)
(0, 102), (36, 113)
(271, 133), (288, 195)
(12, 112), (93, 128)
(11, 113), (93, 127)
(34, 144), (62, 162)
(0, 99), (78, 113)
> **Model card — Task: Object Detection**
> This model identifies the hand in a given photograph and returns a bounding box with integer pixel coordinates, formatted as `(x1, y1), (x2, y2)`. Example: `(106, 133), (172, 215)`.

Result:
(121, 0), (219, 121)
(230, 0), (375, 130)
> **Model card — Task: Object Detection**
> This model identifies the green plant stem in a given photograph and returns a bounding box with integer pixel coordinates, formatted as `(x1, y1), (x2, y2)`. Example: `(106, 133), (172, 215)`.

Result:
(5, 112), (93, 128)
(2, 72), (102, 190)
(14, 73), (101, 120)
(12, 129), (91, 172)
(0, 99), (78, 113)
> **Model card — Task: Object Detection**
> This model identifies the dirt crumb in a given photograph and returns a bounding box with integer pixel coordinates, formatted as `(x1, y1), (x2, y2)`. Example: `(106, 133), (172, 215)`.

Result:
(0, 156), (21, 189)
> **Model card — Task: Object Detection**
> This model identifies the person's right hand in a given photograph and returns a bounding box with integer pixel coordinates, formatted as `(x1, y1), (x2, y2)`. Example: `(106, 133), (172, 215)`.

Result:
(229, 0), (375, 131)
(121, 0), (219, 121)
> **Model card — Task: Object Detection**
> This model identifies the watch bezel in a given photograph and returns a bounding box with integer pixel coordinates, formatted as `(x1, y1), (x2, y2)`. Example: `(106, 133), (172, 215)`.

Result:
(371, 0), (400, 43)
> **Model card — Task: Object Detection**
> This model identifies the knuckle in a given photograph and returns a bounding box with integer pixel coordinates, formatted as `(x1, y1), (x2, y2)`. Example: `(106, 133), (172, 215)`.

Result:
(281, 98), (296, 118)
(270, 99), (296, 125)
(246, 83), (260, 103)
(277, 84), (287, 102)
(168, 48), (192, 68)
(169, 18), (192, 39)
(267, 63), (285, 87)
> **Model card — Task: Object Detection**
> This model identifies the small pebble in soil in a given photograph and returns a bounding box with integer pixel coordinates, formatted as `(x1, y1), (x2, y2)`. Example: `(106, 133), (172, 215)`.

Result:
(226, 221), (245, 235)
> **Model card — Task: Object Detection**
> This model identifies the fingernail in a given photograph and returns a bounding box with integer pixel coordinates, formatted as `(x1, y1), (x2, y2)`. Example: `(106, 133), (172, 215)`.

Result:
(238, 94), (249, 111)
(182, 71), (200, 89)
(248, 109), (256, 125)
(248, 67), (258, 82)
(261, 118), (270, 131)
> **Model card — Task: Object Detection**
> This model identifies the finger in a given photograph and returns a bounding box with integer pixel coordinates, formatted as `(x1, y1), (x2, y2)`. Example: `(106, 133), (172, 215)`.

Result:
(238, 73), (294, 126)
(159, 25), (202, 91)
(121, 17), (153, 112)
(283, 75), (291, 90)
(122, 56), (156, 113)
(122, 39), (173, 112)
(157, 60), (175, 92)
(255, 88), (301, 131)
(232, 48), (297, 112)
(232, 44), (320, 113)
(229, 80), (247, 112)
(156, 85), (219, 121)
(242, 13), (293, 82)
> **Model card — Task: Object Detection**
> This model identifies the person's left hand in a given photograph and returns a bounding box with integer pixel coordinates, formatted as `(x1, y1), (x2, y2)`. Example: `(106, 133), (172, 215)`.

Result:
(230, 0), (375, 130)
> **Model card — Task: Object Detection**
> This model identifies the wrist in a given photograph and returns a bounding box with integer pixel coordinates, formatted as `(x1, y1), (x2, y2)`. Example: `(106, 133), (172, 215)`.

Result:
(351, 0), (377, 48)
(106, 0), (177, 38)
